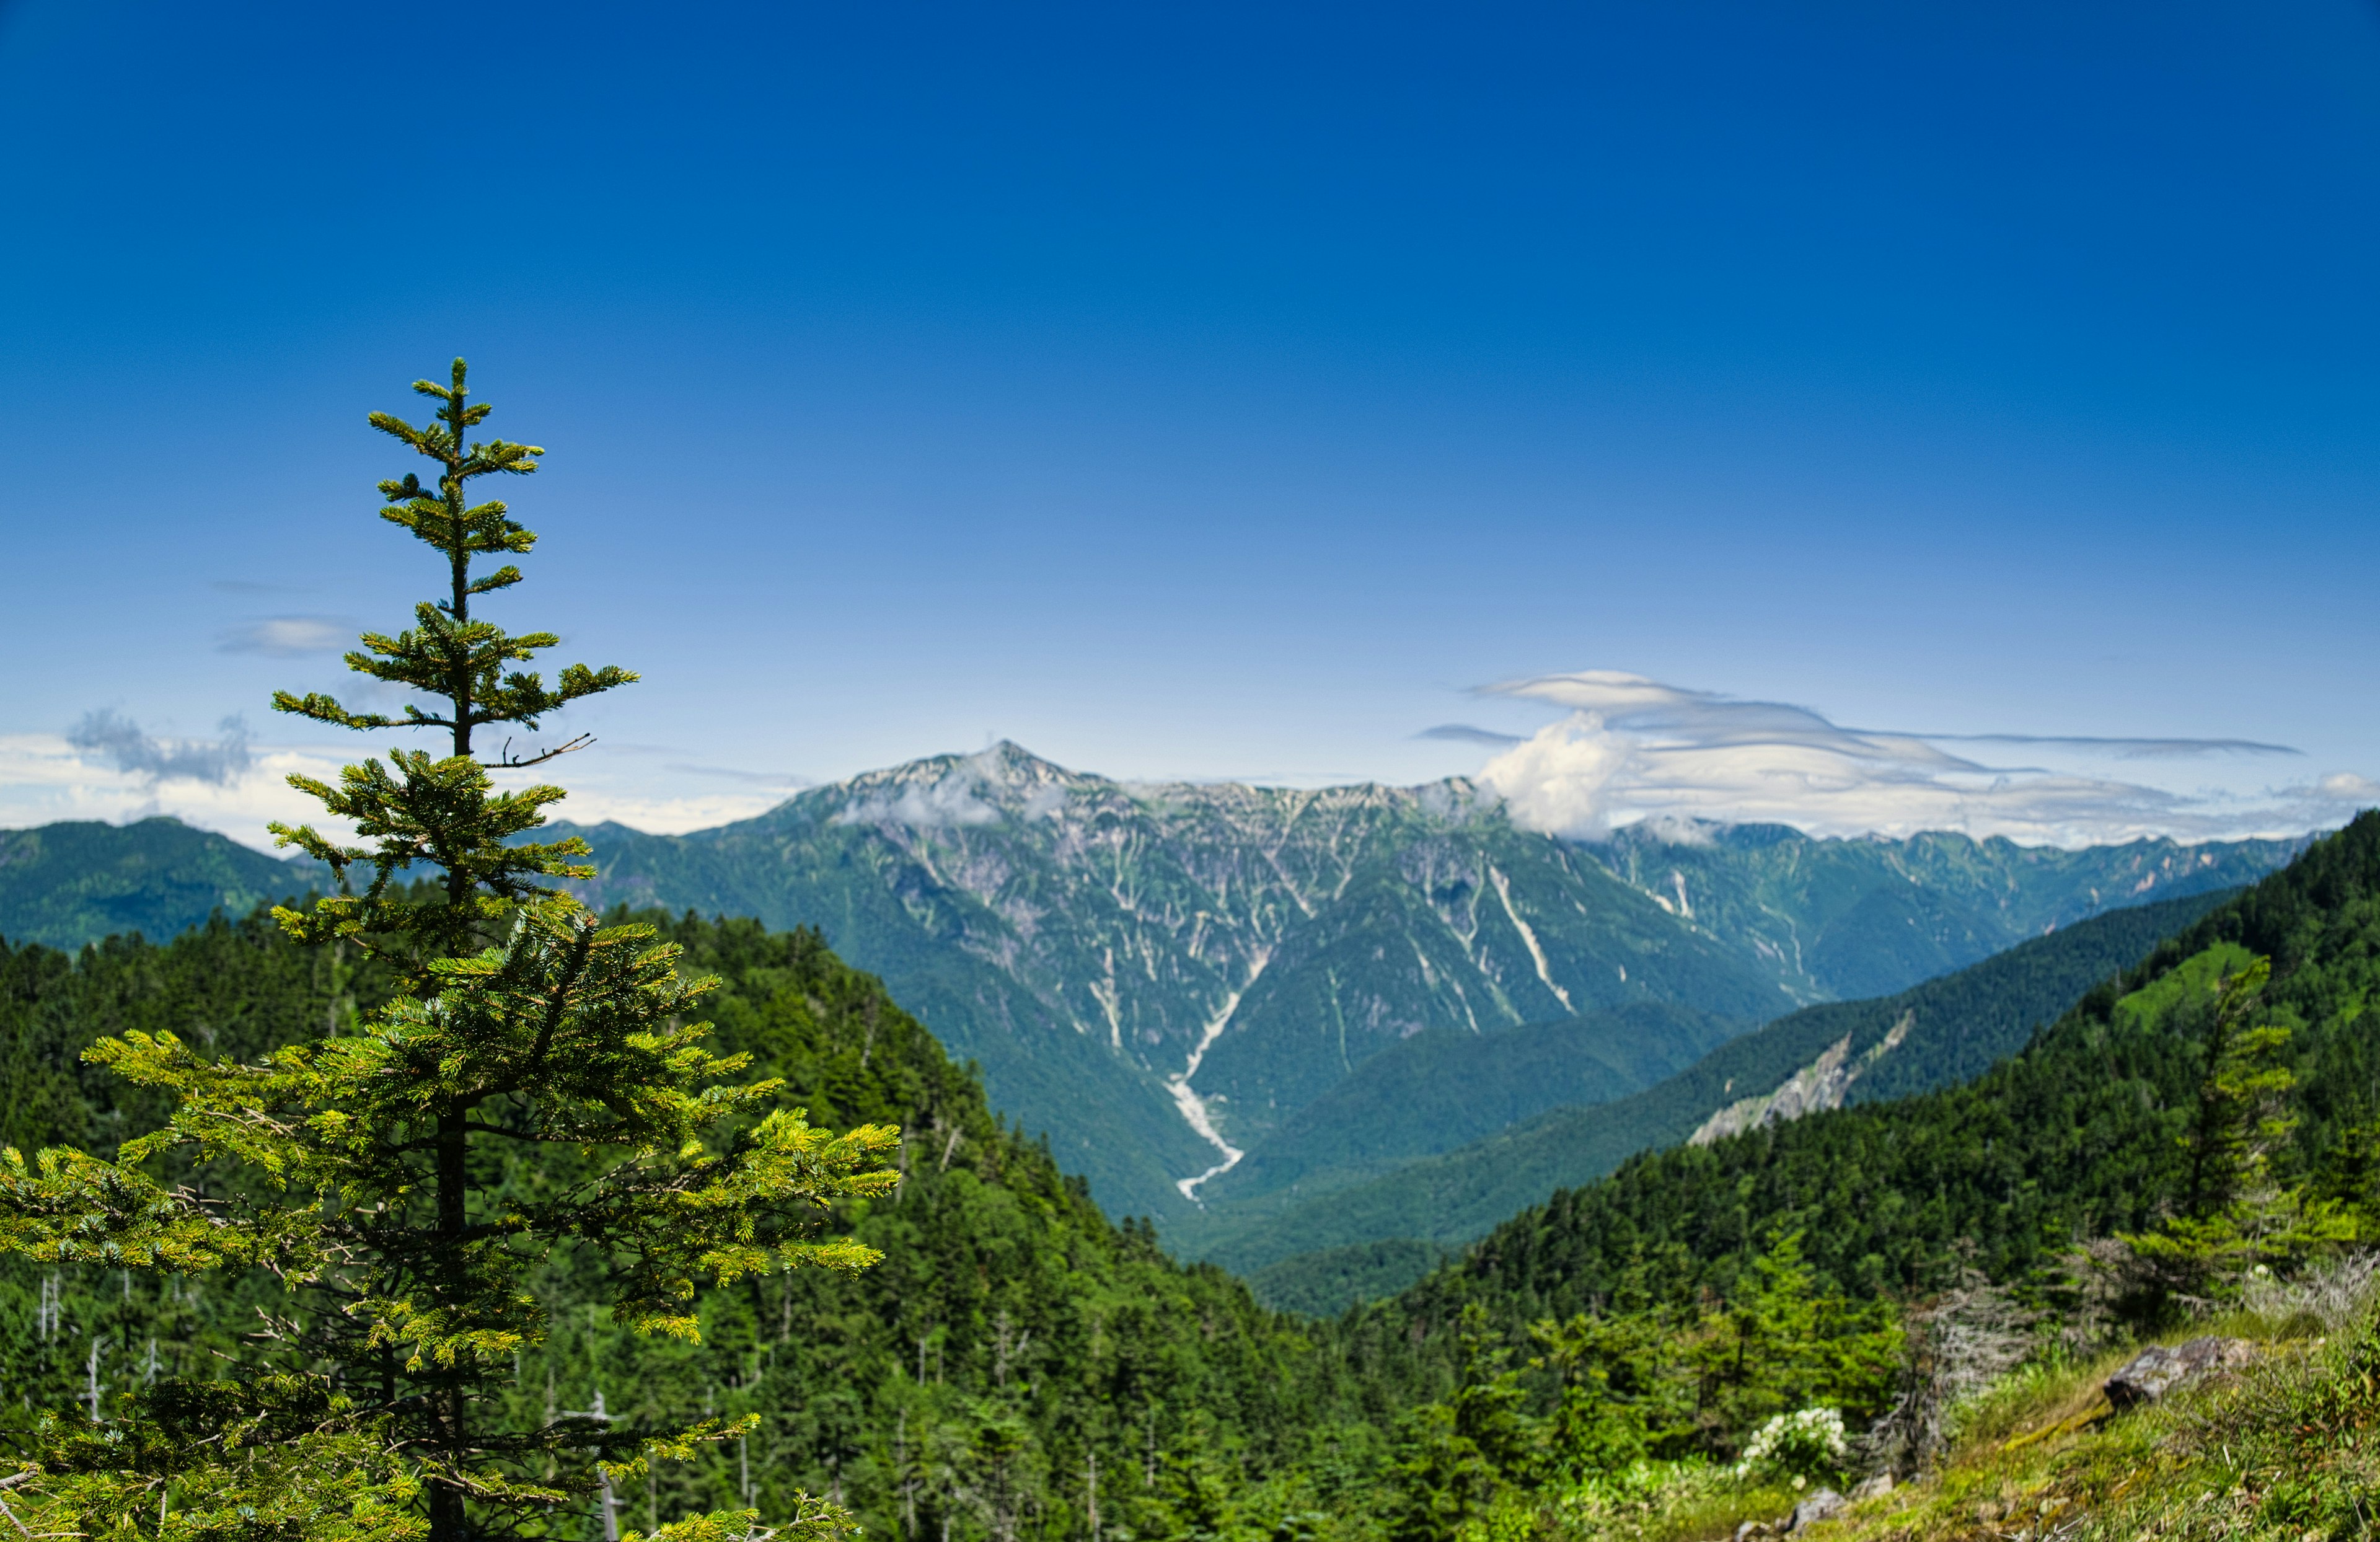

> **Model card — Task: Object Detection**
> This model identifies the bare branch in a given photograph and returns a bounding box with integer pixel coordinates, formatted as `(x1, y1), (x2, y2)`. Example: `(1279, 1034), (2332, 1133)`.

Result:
(485, 733), (596, 769)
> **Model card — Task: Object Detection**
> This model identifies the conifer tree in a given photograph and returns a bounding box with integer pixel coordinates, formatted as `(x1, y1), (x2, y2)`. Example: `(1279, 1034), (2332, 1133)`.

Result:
(0, 361), (901, 1542)
(2128, 956), (2350, 1293)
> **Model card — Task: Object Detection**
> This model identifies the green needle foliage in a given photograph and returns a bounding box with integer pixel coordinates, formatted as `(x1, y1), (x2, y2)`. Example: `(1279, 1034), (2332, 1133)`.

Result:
(0, 361), (902, 1542)
(2125, 954), (2353, 1295)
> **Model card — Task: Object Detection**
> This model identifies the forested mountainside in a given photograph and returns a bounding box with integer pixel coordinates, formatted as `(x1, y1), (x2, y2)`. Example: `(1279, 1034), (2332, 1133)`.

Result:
(1194, 1003), (1745, 1214)
(1583, 821), (2288, 1001)
(1364, 810), (2380, 1344)
(0, 818), (323, 951)
(543, 743), (2293, 1221)
(1178, 888), (2234, 1303)
(0, 906), (1385, 1541)
(1217, 810), (2380, 1542)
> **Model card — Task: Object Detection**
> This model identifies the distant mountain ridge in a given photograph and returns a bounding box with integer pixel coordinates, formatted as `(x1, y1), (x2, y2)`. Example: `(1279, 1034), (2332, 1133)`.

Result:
(541, 742), (2299, 1220)
(0, 819), (325, 950)
(0, 747), (2305, 1223)
(549, 744), (1793, 1218)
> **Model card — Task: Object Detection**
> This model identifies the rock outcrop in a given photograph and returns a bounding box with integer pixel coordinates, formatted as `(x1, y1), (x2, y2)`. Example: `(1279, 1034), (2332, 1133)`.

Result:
(1788, 1489), (1844, 1530)
(1689, 1010), (1913, 1146)
(2104, 1335), (2258, 1409)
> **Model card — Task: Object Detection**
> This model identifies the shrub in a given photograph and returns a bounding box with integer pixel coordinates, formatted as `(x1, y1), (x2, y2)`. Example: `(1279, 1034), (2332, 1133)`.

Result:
(1732, 1408), (1846, 1485)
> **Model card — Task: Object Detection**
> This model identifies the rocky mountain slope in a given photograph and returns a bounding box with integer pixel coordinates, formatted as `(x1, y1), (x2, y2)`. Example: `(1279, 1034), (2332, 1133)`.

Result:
(549, 743), (2297, 1220)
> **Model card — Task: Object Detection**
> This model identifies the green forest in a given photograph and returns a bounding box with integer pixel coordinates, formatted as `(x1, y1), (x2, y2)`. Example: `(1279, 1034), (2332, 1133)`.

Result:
(0, 904), (1389, 1540)
(7, 361), (2380, 1542)
(14, 808), (2380, 1541)
(1176, 888), (2236, 1296)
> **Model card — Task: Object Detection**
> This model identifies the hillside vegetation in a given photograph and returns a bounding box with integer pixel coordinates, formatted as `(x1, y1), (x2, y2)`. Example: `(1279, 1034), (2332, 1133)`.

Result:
(5, 814), (2378, 1540)
(0, 907), (1380, 1541)
(1203, 1003), (1746, 1212)
(1181, 889), (2232, 1300)
(1290, 810), (2380, 1541)
(0, 818), (322, 951)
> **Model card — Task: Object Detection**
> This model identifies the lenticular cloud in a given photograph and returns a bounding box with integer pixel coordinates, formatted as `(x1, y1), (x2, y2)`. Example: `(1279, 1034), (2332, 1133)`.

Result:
(1458, 670), (2348, 847)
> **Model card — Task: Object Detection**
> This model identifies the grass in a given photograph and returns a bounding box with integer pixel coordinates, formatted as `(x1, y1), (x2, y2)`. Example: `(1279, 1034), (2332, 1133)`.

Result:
(1476, 1259), (2380, 1542)
(1801, 1321), (2376, 1541)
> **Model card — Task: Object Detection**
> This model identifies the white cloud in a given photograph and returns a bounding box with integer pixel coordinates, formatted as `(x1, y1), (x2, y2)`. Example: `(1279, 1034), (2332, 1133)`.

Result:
(217, 616), (355, 656)
(543, 786), (805, 833)
(834, 760), (1003, 830)
(1466, 671), (2359, 847)
(0, 727), (792, 852)
(2312, 772), (2380, 804)
(0, 733), (346, 852)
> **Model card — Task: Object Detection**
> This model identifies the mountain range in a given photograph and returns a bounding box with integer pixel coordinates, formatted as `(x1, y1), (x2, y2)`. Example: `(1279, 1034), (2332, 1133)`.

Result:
(0, 744), (2304, 1224)
(548, 743), (2298, 1223)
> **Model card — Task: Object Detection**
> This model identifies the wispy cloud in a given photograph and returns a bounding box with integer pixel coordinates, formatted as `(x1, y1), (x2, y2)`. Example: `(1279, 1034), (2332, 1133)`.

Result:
(1897, 732), (2298, 759)
(1457, 670), (2358, 847)
(1418, 724), (1526, 747)
(66, 711), (253, 786)
(0, 729), (345, 852)
(218, 615), (353, 656)
(665, 762), (816, 788)
(830, 746), (1077, 830)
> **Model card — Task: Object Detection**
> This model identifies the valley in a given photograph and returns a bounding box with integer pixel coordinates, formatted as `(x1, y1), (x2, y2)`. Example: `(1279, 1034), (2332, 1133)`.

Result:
(14, 16), (2369, 1541)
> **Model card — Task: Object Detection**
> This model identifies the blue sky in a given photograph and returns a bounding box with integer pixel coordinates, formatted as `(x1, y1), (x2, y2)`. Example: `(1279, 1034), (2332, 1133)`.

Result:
(4, 1), (2378, 846)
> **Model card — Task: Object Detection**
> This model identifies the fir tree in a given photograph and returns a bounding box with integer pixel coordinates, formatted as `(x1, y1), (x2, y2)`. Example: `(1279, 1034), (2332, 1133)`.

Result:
(2128, 956), (2350, 1296)
(0, 361), (901, 1542)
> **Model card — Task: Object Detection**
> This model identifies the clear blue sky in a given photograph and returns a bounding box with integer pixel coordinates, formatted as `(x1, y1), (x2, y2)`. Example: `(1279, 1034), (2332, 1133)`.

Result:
(4, 1), (2378, 844)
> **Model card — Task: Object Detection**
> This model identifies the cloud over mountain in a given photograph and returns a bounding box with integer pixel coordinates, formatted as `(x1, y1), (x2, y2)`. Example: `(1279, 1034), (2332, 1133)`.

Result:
(1454, 670), (2348, 846)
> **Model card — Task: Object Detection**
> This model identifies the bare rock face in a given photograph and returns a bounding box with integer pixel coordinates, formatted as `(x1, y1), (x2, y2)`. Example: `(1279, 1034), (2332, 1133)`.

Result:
(1788, 1489), (1845, 1531)
(1848, 1474), (1893, 1501)
(1688, 1012), (1916, 1147)
(2104, 1335), (2258, 1409)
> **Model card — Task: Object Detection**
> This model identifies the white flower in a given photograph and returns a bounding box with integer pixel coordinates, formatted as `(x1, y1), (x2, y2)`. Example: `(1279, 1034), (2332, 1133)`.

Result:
(1734, 1408), (1848, 1481)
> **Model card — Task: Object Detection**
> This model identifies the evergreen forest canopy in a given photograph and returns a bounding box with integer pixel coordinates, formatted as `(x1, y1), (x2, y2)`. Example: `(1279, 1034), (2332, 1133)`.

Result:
(1, 362), (909, 1542)
(0, 903), (1379, 1541)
